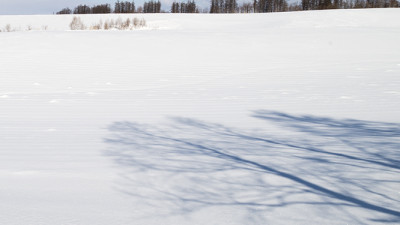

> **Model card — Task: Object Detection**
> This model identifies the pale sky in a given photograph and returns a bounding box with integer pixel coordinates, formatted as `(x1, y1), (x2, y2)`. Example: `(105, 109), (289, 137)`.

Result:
(0, 0), (210, 15)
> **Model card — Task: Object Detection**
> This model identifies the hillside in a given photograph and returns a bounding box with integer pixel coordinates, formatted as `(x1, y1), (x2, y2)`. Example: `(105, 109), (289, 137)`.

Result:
(0, 9), (399, 225)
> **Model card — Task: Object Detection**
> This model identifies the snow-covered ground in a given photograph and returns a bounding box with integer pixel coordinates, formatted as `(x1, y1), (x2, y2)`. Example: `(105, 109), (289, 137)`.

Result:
(1, 9), (399, 224)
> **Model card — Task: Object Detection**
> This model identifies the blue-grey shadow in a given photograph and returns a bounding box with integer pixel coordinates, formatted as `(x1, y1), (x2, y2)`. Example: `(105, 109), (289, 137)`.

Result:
(104, 111), (400, 223)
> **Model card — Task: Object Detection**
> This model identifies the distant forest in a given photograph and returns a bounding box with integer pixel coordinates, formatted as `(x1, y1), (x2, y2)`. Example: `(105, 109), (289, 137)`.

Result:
(56, 0), (400, 14)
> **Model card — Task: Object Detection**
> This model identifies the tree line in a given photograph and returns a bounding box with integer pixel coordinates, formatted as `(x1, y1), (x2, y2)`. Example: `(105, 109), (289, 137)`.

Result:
(56, 0), (399, 14)
(143, 1), (162, 13)
(171, 1), (198, 13)
(210, 0), (238, 13)
(302, 0), (399, 10)
(115, 1), (136, 13)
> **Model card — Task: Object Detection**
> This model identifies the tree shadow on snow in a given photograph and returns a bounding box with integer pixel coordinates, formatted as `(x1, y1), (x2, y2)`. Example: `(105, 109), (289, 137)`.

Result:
(104, 110), (400, 224)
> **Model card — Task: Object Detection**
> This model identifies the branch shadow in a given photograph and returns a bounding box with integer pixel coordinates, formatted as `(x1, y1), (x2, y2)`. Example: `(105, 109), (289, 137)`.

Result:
(104, 111), (400, 223)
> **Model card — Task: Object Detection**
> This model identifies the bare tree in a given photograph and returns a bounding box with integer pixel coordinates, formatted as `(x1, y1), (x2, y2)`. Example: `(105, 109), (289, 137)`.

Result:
(239, 2), (253, 12)
(92, 4), (112, 13)
(56, 8), (72, 14)
(115, 1), (136, 13)
(73, 5), (91, 14)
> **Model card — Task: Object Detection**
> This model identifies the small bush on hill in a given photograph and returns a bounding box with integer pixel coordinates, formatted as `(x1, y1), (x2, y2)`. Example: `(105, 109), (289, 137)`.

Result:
(70, 16), (146, 31)
(70, 16), (86, 30)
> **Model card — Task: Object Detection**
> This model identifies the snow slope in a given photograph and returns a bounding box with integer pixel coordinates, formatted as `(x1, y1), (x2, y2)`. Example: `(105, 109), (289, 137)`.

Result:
(0, 9), (399, 224)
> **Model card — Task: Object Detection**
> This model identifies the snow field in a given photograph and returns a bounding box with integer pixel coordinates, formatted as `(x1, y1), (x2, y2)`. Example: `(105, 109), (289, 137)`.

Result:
(0, 9), (400, 224)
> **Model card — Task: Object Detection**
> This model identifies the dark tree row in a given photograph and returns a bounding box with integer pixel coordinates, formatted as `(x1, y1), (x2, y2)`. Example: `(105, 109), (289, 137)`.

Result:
(56, 0), (399, 15)
(210, 0), (238, 13)
(253, 0), (288, 12)
(56, 1), (158, 14)
(302, 0), (399, 10)
(171, 1), (198, 13)
(57, 4), (111, 14)
(143, 1), (162, 13)
(224, 0), (398, 12)
(73, 5), (91, 14)
(302, 0), (343, 9)
(115, 1), (136, 13)
(56, 8), (72, 14)
(304, 0), (399, 9)
(92, 4), (112, 14)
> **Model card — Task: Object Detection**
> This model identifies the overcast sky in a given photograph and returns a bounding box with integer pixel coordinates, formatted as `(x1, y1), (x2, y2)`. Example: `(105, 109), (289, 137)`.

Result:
(0, 0), (212, 15)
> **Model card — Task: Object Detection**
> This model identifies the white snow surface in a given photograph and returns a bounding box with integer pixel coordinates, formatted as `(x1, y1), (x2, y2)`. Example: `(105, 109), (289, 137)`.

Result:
(1, 9), (400, 224)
